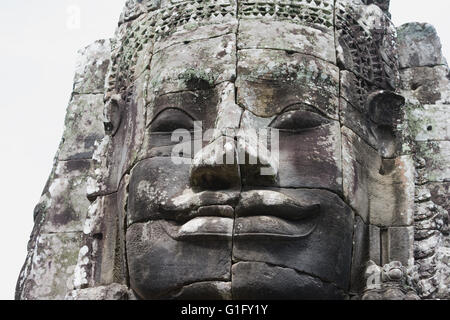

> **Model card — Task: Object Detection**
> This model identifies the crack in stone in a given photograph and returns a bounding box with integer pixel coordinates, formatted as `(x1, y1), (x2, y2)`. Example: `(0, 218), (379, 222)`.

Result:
(232, 259), (347, 294)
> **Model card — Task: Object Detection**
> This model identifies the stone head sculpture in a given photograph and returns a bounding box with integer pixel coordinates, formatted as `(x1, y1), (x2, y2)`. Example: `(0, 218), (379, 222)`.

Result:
(17, 0), (450, 300)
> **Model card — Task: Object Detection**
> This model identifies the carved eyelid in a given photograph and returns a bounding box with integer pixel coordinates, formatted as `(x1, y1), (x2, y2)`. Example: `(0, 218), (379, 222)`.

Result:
(269, 108), (330, 131)
(149, 108), (197, 132)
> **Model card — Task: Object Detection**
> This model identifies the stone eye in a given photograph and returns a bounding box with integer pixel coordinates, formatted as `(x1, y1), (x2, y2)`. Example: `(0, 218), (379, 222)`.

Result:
(149, 108), (195, 133)
(269, 110), (330, 131)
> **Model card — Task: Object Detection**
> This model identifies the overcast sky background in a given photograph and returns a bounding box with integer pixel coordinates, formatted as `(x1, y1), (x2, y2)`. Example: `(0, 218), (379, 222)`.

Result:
(0, 0), (449, 300)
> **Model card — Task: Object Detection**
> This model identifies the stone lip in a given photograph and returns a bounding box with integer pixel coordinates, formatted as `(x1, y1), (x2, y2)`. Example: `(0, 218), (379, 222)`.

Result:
(236, 190), (320, 217)
(234, 190), (320, 239)
(171, 217), (234, 240)
(234, 216), (318, 240)
(160, 189), (321, 240)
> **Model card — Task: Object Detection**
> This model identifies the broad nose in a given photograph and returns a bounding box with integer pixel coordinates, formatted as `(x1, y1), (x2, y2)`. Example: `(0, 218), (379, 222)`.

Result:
(190, 135), (241, 190)
(189, 129), (279, 190)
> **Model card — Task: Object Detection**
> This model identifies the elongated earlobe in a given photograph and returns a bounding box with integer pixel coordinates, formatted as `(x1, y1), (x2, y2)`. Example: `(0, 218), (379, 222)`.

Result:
(104, 94), (123, 136)
(366, 90), (405, 158)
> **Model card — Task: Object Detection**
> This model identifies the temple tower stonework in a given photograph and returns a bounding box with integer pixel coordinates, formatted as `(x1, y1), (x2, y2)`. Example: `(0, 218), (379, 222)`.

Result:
(16, 0), (449, 300)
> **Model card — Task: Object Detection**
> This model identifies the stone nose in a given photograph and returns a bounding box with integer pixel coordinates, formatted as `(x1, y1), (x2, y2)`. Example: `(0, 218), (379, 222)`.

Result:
(189, 128), (279, 190)
(235, 128), (279, 186)
(189, 135), (241, 190)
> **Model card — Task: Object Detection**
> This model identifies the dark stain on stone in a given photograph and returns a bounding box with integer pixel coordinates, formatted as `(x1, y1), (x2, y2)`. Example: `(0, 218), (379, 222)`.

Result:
(216, 50), (227, 59)
(66, 160), (91, 172)
(85, 134), (102, 150)
(52, 208), (76, 227)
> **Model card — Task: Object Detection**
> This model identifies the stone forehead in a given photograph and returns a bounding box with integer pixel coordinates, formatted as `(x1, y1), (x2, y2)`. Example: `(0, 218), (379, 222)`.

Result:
(109, 0), (395, 100)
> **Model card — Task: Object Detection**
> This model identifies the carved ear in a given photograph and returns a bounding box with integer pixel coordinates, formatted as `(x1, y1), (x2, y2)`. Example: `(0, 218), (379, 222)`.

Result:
(104, 94), (124, 136)
(367, 90), (405, 128)
(366, 91), (405, 158)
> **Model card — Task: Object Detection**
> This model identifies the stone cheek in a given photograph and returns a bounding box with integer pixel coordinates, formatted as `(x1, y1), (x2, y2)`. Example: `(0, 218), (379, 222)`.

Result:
(127, 157), (191, 225)
(126, 221), (233, 299)
(276, 122), (343, 193)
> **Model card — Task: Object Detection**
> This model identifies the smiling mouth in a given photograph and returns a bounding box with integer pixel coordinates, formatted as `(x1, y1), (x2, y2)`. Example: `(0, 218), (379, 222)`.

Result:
(166, 190), (320, 240)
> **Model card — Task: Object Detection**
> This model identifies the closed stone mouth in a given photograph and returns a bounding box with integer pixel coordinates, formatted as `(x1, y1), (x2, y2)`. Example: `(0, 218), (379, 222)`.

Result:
(234, 215), (318, 239)
(164, 190), (320, 240)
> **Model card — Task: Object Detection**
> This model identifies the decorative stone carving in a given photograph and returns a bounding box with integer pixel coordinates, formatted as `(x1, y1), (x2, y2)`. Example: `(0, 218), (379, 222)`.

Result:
(16, 0), (449, 300)
(361, 261), (419, 300)
(398, 22), (450, 299)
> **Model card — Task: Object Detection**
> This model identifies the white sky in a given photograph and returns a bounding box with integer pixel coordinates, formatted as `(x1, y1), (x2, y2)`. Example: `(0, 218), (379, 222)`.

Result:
(0, 0), (449, 300)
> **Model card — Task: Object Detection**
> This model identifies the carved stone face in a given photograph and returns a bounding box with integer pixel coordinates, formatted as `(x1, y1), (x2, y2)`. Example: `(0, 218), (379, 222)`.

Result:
(119, 0), (401, 300)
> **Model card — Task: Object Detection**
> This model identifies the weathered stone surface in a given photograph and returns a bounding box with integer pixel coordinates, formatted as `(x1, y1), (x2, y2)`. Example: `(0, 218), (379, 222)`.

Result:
(397, 23), (447, 69)
(238, 0), (335, 30)
(17, 233), (83, 300)
(89, 71), (148, 198)
(428, 183), (450, 214)
(361, 261), (419, 300)
(16, 35), (111, 300)
(237, 49), (339, 120)
(170, 282), (232, 300)
(350, 216), (371, 293)
(336, 0), (398, 90)
(66, 283), (131, 300)
(369, 156), (415, 227)
(77, 179), (128, 289)
(340, 98), (371, 146)
(276, 121), (343, 193)
(415, 141), (450, 183)
(127, 157), (191, 225)
(342, 127), (415, 226)
(362, 0), (390, 14)
(233, 188), (354, 291)
(405, 104), (450, 142)
(73, 40), (111, 94)
(40, 160), (94, 234)
(58, 94), (105, 161)
(398, 20), (450, 300)
(400, 66), (450, 105)
(126, 221), (232, 299)
(232, 262), (346, 300)
(340, 71), (406, 157)
(386, 227), (415, 267)
(149, 34), (236, 94)
(119, 0), (159, 24)
(20, 0), (450, 301)
(238, 19), (336, 64)
(153, 20), (238, 54)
